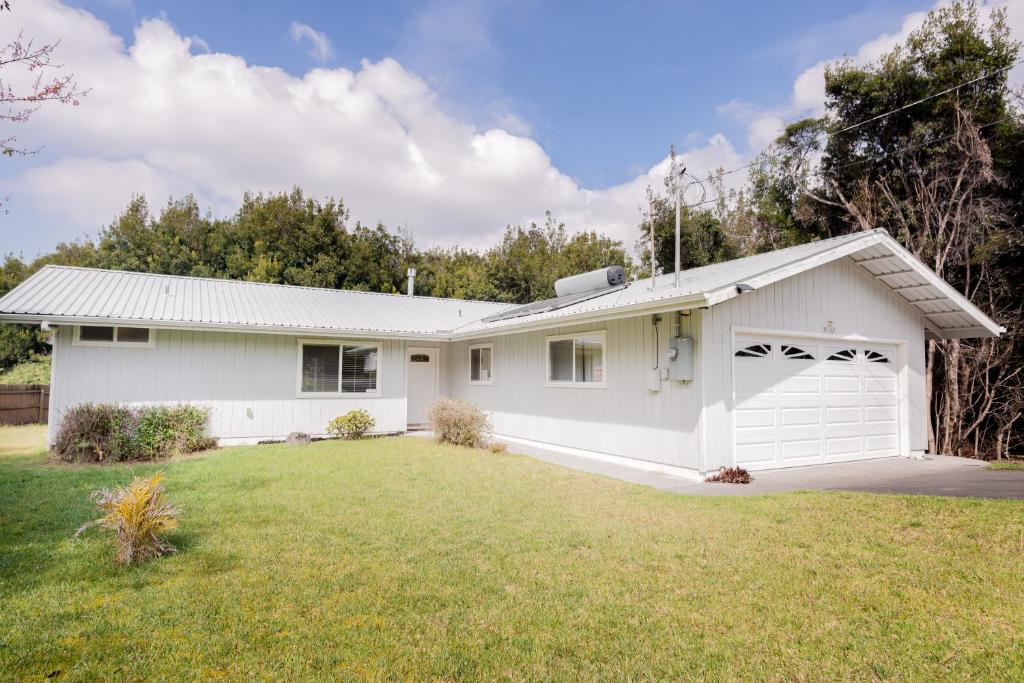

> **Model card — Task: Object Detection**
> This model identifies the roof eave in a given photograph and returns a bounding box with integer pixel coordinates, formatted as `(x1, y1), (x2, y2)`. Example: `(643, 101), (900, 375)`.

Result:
(0, 313), (449, 342)
(449, 292), (710, 340)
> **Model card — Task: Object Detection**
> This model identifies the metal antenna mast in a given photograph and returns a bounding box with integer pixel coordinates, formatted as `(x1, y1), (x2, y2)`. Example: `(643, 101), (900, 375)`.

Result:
(674, 160), (685, 288)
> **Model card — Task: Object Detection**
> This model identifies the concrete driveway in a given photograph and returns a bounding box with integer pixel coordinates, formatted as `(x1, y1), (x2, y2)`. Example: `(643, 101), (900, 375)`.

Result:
(498, 439), (1024, 499)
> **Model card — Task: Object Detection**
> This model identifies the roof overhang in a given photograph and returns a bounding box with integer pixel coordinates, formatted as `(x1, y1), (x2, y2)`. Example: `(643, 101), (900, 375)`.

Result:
(446, 293), (710, 340)
(704, 231), (1003, 340)
(0, 231), (1002, 342)
(0, 313), (450, 343)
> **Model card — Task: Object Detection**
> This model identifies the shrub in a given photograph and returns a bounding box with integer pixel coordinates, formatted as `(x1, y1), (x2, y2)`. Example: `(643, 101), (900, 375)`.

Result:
(327, 409), (376, 440)
(706, 466), (752, 484)
(53, 403), (214, 463)
(427, 397), (492, 448)
(485, 441), (508, 454)
(74, 472), (180, 565)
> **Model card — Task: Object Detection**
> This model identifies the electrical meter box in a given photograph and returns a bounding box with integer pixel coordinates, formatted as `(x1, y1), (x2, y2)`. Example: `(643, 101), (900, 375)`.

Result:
(667, 336), (694, 381)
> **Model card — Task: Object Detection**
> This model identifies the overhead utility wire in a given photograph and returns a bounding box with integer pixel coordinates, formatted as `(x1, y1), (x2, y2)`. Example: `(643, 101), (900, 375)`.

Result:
(822, 115), (1013, 173)
(679, 58), (1023, 204)
(673, 114), (1014, 211)
(829, 58), (1022, 137)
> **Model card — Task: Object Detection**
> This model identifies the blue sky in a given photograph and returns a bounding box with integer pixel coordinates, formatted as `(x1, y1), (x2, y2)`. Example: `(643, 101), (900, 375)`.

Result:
(73, 0), (929, 187)
(2, 0), (1018, 257)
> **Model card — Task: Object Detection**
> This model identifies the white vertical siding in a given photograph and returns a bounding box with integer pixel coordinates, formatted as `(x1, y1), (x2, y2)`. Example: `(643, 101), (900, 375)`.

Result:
(701, 256), (927, 470)
(49, 329), (408, 441)
(446, 314), (704, 469)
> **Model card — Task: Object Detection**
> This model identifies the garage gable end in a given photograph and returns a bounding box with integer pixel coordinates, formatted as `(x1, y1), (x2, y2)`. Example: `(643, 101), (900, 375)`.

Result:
(700, 256), (928, 473)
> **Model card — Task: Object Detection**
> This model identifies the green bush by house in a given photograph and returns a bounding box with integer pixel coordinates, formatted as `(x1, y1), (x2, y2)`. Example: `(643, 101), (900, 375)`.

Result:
(327, 409), (376, 439)
(53, 403), (215, 463)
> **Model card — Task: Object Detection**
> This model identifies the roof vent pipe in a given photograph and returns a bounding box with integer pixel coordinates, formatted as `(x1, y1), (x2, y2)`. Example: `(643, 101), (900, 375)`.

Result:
(406, 267), (416, 296)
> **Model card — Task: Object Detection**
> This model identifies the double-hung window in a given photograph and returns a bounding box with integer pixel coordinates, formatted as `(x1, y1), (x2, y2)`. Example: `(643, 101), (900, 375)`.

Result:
(546, 331), (606, 387)
(469, 343), (493, 385)
(299, 341), (380, 395)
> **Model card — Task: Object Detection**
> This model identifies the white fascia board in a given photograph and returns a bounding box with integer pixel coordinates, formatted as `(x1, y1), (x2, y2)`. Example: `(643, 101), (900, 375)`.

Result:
(448, 293), (709, 340)
(927, 325), (1000, 340)
(704, 232), (886, 307)
(0, 313), (448, 342)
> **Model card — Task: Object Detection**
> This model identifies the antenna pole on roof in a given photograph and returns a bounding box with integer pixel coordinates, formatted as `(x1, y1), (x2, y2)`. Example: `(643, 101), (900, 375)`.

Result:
(649, 193), (656, 291)
(673, 152), (686, 289)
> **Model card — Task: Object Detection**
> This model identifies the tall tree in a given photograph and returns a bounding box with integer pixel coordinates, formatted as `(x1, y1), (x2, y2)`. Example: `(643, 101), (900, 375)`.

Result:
(761, 1), (1024, 458)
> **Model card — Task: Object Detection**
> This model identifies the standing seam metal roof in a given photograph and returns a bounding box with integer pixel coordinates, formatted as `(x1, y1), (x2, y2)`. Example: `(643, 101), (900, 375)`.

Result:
(0, 266), (512, 336)
(0, 229), (1003, 339)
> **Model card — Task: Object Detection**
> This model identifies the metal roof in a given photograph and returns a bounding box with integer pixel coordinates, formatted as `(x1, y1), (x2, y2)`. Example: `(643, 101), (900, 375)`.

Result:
(450, 229), (1004, 339)
(0, 230), (1003, 340)
(0, 266), (511, 338)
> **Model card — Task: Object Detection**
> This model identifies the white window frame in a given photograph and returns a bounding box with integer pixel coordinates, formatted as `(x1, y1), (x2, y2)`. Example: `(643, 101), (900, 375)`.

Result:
(545, 330), (607, 389)
(295, 339), (382, 398)
(73, 325), (156, 348)
(468, 343), (494, 386)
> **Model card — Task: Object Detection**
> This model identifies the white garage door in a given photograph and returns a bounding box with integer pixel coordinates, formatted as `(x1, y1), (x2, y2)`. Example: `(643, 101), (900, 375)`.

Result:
(733, 334), (901, 469)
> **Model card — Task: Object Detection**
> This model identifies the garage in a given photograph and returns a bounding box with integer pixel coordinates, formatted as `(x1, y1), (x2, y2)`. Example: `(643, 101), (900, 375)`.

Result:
(733, 333), (902, 469)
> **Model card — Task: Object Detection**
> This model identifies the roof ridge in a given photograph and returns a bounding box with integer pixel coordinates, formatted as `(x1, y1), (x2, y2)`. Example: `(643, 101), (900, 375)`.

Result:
(36, 264), (511, 307)
(637, 228), (884, 288)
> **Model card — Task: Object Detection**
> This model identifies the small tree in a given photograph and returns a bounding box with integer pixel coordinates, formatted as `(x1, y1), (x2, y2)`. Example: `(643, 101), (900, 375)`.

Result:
(75, 473), (180, 565)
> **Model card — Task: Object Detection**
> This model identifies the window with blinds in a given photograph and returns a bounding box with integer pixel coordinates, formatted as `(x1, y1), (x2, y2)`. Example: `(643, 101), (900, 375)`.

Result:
(300, 342), (379, 394)
(341, 345), (378, 393)
(301, 345), (340, 393)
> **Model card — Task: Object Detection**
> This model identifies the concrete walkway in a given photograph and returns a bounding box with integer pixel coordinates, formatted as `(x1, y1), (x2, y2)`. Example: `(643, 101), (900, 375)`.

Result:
(495, 438), (1024, 499)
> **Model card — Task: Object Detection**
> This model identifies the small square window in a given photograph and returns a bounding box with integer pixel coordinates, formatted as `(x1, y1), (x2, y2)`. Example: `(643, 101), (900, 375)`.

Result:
(116, 327), (150, 343)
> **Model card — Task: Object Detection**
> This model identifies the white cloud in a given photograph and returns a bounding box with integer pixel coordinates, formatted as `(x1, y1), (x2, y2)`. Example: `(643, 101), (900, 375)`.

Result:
(724, 0), (1024, 155)
(189, 34), (210, 54)
(0, 0), (742, 257)
(289, 21), (333, 62)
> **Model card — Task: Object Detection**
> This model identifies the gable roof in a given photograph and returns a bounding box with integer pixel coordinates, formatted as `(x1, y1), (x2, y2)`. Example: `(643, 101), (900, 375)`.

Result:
(0, 229), (1003, 340)
(450, 228), (1004, 339)
(0, 265), (511, 338)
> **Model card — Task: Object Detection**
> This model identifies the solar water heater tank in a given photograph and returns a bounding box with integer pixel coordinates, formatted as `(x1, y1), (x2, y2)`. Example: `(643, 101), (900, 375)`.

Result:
(554, 266), (626, 297)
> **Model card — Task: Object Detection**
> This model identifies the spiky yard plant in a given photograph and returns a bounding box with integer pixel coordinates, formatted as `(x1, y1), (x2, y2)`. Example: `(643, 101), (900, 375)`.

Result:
(75, 473), (180, 565)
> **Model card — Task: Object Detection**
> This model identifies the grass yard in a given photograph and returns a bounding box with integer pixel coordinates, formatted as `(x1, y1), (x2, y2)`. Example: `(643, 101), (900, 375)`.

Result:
(986, 460), (1024, 471)
(1, 426), (1023, 680)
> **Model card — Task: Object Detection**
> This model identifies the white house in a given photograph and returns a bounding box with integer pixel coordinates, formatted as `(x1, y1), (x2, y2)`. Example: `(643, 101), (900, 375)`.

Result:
(0, 229), (1003, 478)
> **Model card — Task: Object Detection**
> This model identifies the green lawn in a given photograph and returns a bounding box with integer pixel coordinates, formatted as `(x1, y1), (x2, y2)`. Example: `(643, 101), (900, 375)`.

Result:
(986, 460), (1024, 471)
(1, 426), (1023, 680)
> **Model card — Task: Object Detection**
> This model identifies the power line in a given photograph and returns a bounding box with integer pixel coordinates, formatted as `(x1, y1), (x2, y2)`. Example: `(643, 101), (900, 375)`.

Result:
(821, 115), (1013, 174)
(675, 115), (1014, 210)
(829, 58), (1022, 137)
(680, 58), (1023, 204)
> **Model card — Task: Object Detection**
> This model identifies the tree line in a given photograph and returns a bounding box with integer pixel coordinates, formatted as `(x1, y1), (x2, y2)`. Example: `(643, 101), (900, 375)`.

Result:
(1, 1), (1021, 458)
(0, 193), (634, 368)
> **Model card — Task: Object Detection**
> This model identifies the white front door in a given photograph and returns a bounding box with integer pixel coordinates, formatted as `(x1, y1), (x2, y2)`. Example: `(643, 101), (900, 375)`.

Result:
(733, 333), (901, 469)
(407, 347), (438, 427)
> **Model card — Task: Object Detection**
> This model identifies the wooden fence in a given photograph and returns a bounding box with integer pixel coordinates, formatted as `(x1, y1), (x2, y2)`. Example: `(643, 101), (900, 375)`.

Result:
(0, 384), (49, 425)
